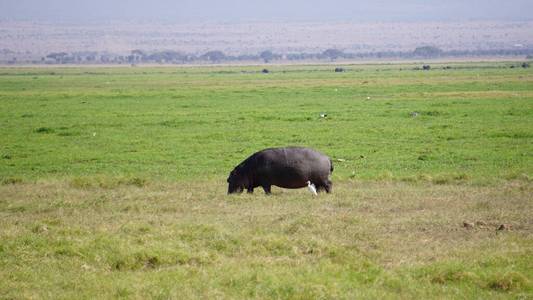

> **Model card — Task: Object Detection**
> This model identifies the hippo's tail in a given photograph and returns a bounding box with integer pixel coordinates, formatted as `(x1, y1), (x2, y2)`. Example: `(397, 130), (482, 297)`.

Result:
(329, 158), (334, 173)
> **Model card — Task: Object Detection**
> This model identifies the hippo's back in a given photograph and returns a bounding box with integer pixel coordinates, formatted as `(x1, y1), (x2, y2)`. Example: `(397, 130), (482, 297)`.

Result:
(253, 147), (332, 189)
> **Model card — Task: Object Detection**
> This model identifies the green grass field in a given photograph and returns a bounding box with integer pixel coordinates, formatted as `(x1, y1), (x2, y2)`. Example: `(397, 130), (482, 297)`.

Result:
(1, 62), (532, 299)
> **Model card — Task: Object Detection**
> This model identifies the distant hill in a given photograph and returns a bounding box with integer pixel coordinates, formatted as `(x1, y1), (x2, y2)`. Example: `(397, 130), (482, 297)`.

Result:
(0, 21), (532, 63)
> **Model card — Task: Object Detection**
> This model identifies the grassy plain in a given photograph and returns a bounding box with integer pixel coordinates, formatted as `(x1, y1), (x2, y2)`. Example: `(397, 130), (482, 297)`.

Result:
(0, 62), (532, 298)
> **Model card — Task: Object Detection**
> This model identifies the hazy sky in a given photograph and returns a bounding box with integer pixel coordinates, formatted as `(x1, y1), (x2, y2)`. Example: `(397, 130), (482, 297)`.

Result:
(1, 0), (532, 22)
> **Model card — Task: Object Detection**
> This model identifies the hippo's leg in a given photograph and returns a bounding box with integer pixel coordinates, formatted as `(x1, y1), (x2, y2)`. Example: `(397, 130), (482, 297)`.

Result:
(247, 186), (254, 194)
(315, 178), (332, 193)
(324, 180), (332, 193)
(314, 184), (325, 193)
(313, 178), (329, 193)
(262, 184), (271, 194)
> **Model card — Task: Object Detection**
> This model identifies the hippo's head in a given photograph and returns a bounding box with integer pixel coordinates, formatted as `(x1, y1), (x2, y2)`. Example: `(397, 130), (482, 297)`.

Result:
(227, 168), (246, 194)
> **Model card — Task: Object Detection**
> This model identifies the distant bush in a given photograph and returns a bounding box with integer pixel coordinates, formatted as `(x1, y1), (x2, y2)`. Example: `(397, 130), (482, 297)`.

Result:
(322, 49), (344, 60)
(46, 52), (69, 63)
(259, 50), (274, 63)
(147, 50), (188, 63)
(413, 46), (443, 58)
(200, 50), (226, 63)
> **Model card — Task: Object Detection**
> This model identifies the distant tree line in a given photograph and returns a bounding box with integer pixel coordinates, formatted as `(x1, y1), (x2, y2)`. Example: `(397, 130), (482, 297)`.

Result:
(3, 46), (533, 65)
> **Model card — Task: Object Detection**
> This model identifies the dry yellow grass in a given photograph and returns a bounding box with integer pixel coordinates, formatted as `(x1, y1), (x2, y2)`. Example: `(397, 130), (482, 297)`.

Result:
(1, 180), (531, 298)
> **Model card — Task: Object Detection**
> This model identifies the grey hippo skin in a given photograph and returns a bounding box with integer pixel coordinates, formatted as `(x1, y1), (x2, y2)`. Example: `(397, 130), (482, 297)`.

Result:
(227, 147), (333, 194)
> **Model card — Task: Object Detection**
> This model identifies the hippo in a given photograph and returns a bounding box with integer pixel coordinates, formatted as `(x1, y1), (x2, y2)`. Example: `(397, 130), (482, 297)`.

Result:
(227, 147), (333, 194)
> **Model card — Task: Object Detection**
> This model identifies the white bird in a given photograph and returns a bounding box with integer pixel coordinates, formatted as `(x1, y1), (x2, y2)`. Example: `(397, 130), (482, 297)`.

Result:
(307, 181), (318, 196)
